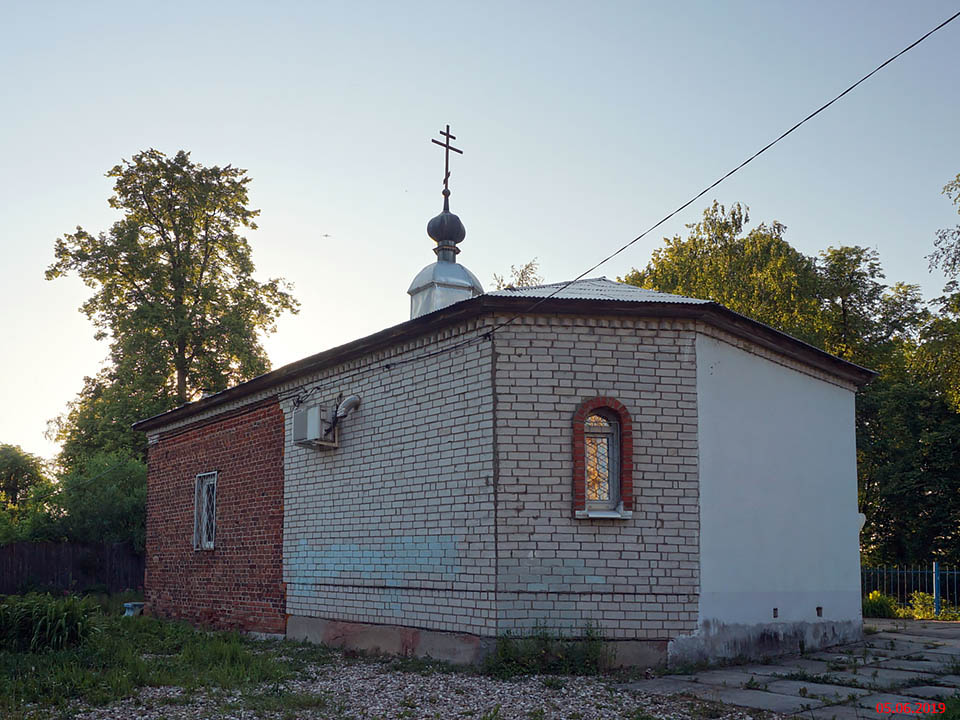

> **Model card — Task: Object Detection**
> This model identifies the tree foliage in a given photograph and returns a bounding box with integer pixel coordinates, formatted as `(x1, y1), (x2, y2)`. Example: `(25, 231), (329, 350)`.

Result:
(622, 202), (822, 344)
(918, 173), (960, 411)
(857, 377), (960, 564)
(493, 258), (544, 290)
(47, 149), (299, 468)
(0, 444), (46, 509)
(623, 193), (960, 564)
(0, 444), (56, 546)
(51, 454), (147, 553)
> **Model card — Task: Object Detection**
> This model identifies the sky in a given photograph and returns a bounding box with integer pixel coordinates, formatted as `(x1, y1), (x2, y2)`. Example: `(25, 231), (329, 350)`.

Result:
(1, 1), (958, 461)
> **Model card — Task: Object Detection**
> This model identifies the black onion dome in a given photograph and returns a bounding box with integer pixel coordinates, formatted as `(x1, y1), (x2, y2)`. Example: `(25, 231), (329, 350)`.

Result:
(427, 203), (466, 246)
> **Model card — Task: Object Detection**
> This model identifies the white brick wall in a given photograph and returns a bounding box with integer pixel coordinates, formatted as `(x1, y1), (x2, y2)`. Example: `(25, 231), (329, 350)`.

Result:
(282, 320), (499, 635)
(493, 315), (700, 640)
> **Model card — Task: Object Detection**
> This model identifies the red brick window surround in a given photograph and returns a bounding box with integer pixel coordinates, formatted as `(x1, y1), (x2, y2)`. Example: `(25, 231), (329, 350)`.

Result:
(572, 397), (634, 517)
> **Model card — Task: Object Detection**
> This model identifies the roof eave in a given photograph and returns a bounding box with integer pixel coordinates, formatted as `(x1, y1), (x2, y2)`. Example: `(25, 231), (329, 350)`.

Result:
(133, 294), (875, 433)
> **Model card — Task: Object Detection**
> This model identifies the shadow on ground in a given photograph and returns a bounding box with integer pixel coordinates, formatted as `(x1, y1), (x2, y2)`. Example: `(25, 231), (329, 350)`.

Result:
(622, 619), (960, 718)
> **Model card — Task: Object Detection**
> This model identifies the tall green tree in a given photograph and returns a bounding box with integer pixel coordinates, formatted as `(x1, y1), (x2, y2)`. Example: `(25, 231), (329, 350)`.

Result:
(918, 173), (960, 410)
(0, 444), (47, 509)
(624, 199), (960, 564)
(815, 246), (887, 364)
(621, 202), (822, 344)
(857, 376), (960, 564)
(0, 444), (55, 545)
(51, 454), (148, 552)
(47, 150), (299, 467)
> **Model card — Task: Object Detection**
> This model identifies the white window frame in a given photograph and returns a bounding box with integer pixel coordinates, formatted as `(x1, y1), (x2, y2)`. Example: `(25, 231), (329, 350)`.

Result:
(194, 471), (217, 550)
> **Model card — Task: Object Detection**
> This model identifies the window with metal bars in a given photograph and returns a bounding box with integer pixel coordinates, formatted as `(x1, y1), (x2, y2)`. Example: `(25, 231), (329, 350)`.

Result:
(584, 412), (619, 511)
(194, 472), (217, 550)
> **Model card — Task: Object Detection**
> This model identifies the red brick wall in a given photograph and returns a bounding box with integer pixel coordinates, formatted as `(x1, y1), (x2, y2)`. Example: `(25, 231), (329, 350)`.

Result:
(144, 398), (285, 634)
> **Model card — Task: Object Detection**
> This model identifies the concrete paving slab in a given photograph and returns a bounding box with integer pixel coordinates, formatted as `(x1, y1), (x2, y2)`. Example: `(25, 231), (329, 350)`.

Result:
(866, 638), (959, 657)
(801, 704), (879, 720)
(679, 687), (825, 713)
(870, 622), (960, 645)
(771, 658), (839, 675)
(806, 650), (889, 664)
(736, 663), (804, 677)
(664, 669), (776, 688)
(920, 650), (960, 664)
(929, 674), (960, 688)
(875, 658), (952, 673)
(763, 679), (869, 701)
(895, 686), (958, 699)
(623, 677), (707, 696)
(822, 667), (934, 689)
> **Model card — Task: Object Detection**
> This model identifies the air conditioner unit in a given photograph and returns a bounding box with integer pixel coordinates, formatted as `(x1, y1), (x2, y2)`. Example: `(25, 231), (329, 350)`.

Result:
(292, 405), (339, 448)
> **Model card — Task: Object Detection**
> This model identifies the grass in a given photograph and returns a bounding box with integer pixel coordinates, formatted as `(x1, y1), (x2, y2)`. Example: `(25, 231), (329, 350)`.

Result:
(0, 599), (631, 718)
(0, 596), (317, 719)
(481, 623), (613, 679)
(0, 614), (293, 716)
(942, 696), (960, 720)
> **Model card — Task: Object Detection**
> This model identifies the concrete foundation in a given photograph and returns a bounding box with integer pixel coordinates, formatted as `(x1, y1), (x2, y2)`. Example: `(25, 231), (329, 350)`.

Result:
(286, 615), (669, 667)
(668, 619), (863, 665)
(286, 616), (494, 665)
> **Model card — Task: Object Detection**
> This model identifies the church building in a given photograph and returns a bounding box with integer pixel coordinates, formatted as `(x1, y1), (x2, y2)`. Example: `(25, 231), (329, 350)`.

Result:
(134, 131), (873, 666)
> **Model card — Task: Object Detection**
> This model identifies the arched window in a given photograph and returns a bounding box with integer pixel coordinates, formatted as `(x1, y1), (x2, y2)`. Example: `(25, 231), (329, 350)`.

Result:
(585, 412), (619, 510)
(573, 398), (633, 518)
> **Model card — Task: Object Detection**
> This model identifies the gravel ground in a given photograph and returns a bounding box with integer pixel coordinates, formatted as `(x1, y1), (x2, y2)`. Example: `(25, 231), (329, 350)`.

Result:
(66, 656), (780, 720)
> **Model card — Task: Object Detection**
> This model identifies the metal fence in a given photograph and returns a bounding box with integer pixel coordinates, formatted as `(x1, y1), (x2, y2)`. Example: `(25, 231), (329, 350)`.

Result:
(0, 541), (144, 595)
(861, 563), (960, 615)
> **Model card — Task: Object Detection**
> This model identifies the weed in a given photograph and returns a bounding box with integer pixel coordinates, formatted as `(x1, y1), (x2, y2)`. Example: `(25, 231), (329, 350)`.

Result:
(775, 670), (866, 690)
(541, 676), (566, 690)
(527, 710), (547, 720)
(0, 593), (100, 652)
(482, 623), (612, 679)
(0, 610), (294, 715)
(240, 689), (331, 714)
(690, 700), (725, 719)
(384, 654), (461, 676)
(942, 696), (960, 720)
(863, 591), (899, 618)
(630, 712), (660, 720)
(480, 705), (502, 720)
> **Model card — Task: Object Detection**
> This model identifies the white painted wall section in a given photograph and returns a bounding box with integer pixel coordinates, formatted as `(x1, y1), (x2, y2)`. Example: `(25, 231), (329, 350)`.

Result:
(694, 335), (861, 631)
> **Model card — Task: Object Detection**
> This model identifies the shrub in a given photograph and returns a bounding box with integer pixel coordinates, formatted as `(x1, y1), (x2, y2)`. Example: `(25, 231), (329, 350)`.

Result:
(903, 591), (937, 620)
(0, 593), (99, 652)
(862, 590), (899, 618)
(482, 623), (612, 679)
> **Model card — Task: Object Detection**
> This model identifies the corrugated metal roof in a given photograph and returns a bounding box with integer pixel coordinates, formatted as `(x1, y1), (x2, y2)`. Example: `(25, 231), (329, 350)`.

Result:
(487, 277), (711, 304)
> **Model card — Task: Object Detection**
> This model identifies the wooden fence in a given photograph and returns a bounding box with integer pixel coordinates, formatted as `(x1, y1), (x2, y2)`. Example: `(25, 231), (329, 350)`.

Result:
(0, 541), (143, 595)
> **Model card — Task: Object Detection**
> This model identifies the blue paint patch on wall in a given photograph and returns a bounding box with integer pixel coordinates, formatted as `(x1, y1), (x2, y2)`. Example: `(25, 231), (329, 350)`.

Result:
(286, 535), (462, 585)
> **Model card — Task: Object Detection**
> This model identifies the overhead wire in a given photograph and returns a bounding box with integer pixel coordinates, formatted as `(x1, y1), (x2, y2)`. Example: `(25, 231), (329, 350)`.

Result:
(289, 8), (960, 405)
(483, 7), (960, 335)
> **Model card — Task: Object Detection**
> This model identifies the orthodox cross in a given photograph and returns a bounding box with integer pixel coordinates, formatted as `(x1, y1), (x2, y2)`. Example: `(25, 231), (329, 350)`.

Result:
(431, 124), (463, 196)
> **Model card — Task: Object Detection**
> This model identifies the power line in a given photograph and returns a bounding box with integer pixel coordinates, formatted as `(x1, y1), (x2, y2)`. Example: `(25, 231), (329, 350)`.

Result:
(291, 8), (960, 404)
(484, 7), (960, 334)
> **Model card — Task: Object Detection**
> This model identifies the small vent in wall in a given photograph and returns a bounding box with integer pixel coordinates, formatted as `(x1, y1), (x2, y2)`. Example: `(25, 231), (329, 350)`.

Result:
(816, 606), (823, 617)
